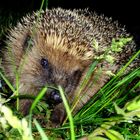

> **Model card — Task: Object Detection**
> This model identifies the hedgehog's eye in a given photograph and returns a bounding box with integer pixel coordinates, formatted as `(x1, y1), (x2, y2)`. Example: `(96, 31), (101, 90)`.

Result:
(41, 58), (49, 69)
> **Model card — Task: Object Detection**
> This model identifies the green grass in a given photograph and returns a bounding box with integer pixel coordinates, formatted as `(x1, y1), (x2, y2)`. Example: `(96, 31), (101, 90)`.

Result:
(0, 63), (140, 139)
(0, 0), (140, 139)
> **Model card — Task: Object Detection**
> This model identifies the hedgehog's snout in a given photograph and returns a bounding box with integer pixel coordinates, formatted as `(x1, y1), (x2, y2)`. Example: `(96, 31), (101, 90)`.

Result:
(46, 89), (62, 106)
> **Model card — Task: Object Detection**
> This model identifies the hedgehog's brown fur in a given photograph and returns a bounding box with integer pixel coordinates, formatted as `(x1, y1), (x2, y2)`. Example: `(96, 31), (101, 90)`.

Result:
(2, 8), (139, 126)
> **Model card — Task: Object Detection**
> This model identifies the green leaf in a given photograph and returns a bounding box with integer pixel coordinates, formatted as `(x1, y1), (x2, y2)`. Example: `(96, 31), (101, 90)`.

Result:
(105, 55), (115, 64)
(111, 37), (132, 52)
(106, 129), (124, 140)
(34, 119), (49, 140)
(125, 96), (140, 111)
(106, 71), (115, 76)
(88, 136), (108, 140)
(114, 103), (125, 116)
(101, 122), (115, 129)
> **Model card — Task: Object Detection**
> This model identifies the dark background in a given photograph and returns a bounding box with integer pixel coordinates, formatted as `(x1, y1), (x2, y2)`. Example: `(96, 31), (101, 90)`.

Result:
(0, 0), (140, 45)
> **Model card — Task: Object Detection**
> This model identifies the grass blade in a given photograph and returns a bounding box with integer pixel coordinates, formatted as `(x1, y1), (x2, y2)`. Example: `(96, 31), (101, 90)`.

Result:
(58, 86), (75, 140)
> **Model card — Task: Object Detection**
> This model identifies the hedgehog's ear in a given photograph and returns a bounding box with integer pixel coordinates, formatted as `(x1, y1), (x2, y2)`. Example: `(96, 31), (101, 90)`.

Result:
(23, 33), (34, 52)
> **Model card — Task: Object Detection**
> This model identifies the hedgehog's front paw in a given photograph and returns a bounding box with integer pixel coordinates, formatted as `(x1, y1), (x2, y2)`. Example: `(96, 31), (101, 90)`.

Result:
(50, 104), (66, 127)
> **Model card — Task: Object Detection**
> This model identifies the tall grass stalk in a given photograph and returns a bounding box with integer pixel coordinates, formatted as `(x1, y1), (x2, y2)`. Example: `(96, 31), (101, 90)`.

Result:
(29, 87), (48, 139)
(58, 86), (75, 140)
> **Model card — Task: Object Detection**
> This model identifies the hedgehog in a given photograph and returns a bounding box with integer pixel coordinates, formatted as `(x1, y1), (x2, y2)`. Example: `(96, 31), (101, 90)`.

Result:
(2, 8), (139, 126)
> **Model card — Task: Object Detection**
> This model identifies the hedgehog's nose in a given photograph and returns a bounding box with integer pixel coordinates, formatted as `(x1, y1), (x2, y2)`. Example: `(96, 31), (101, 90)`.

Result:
(49, 90), (62, 105)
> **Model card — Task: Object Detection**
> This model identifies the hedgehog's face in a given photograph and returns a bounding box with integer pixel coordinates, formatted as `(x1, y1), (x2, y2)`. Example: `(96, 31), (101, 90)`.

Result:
(38, 56), (83, 104)
(15, 33), (93, 105)
(20, 48), (90, 105)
